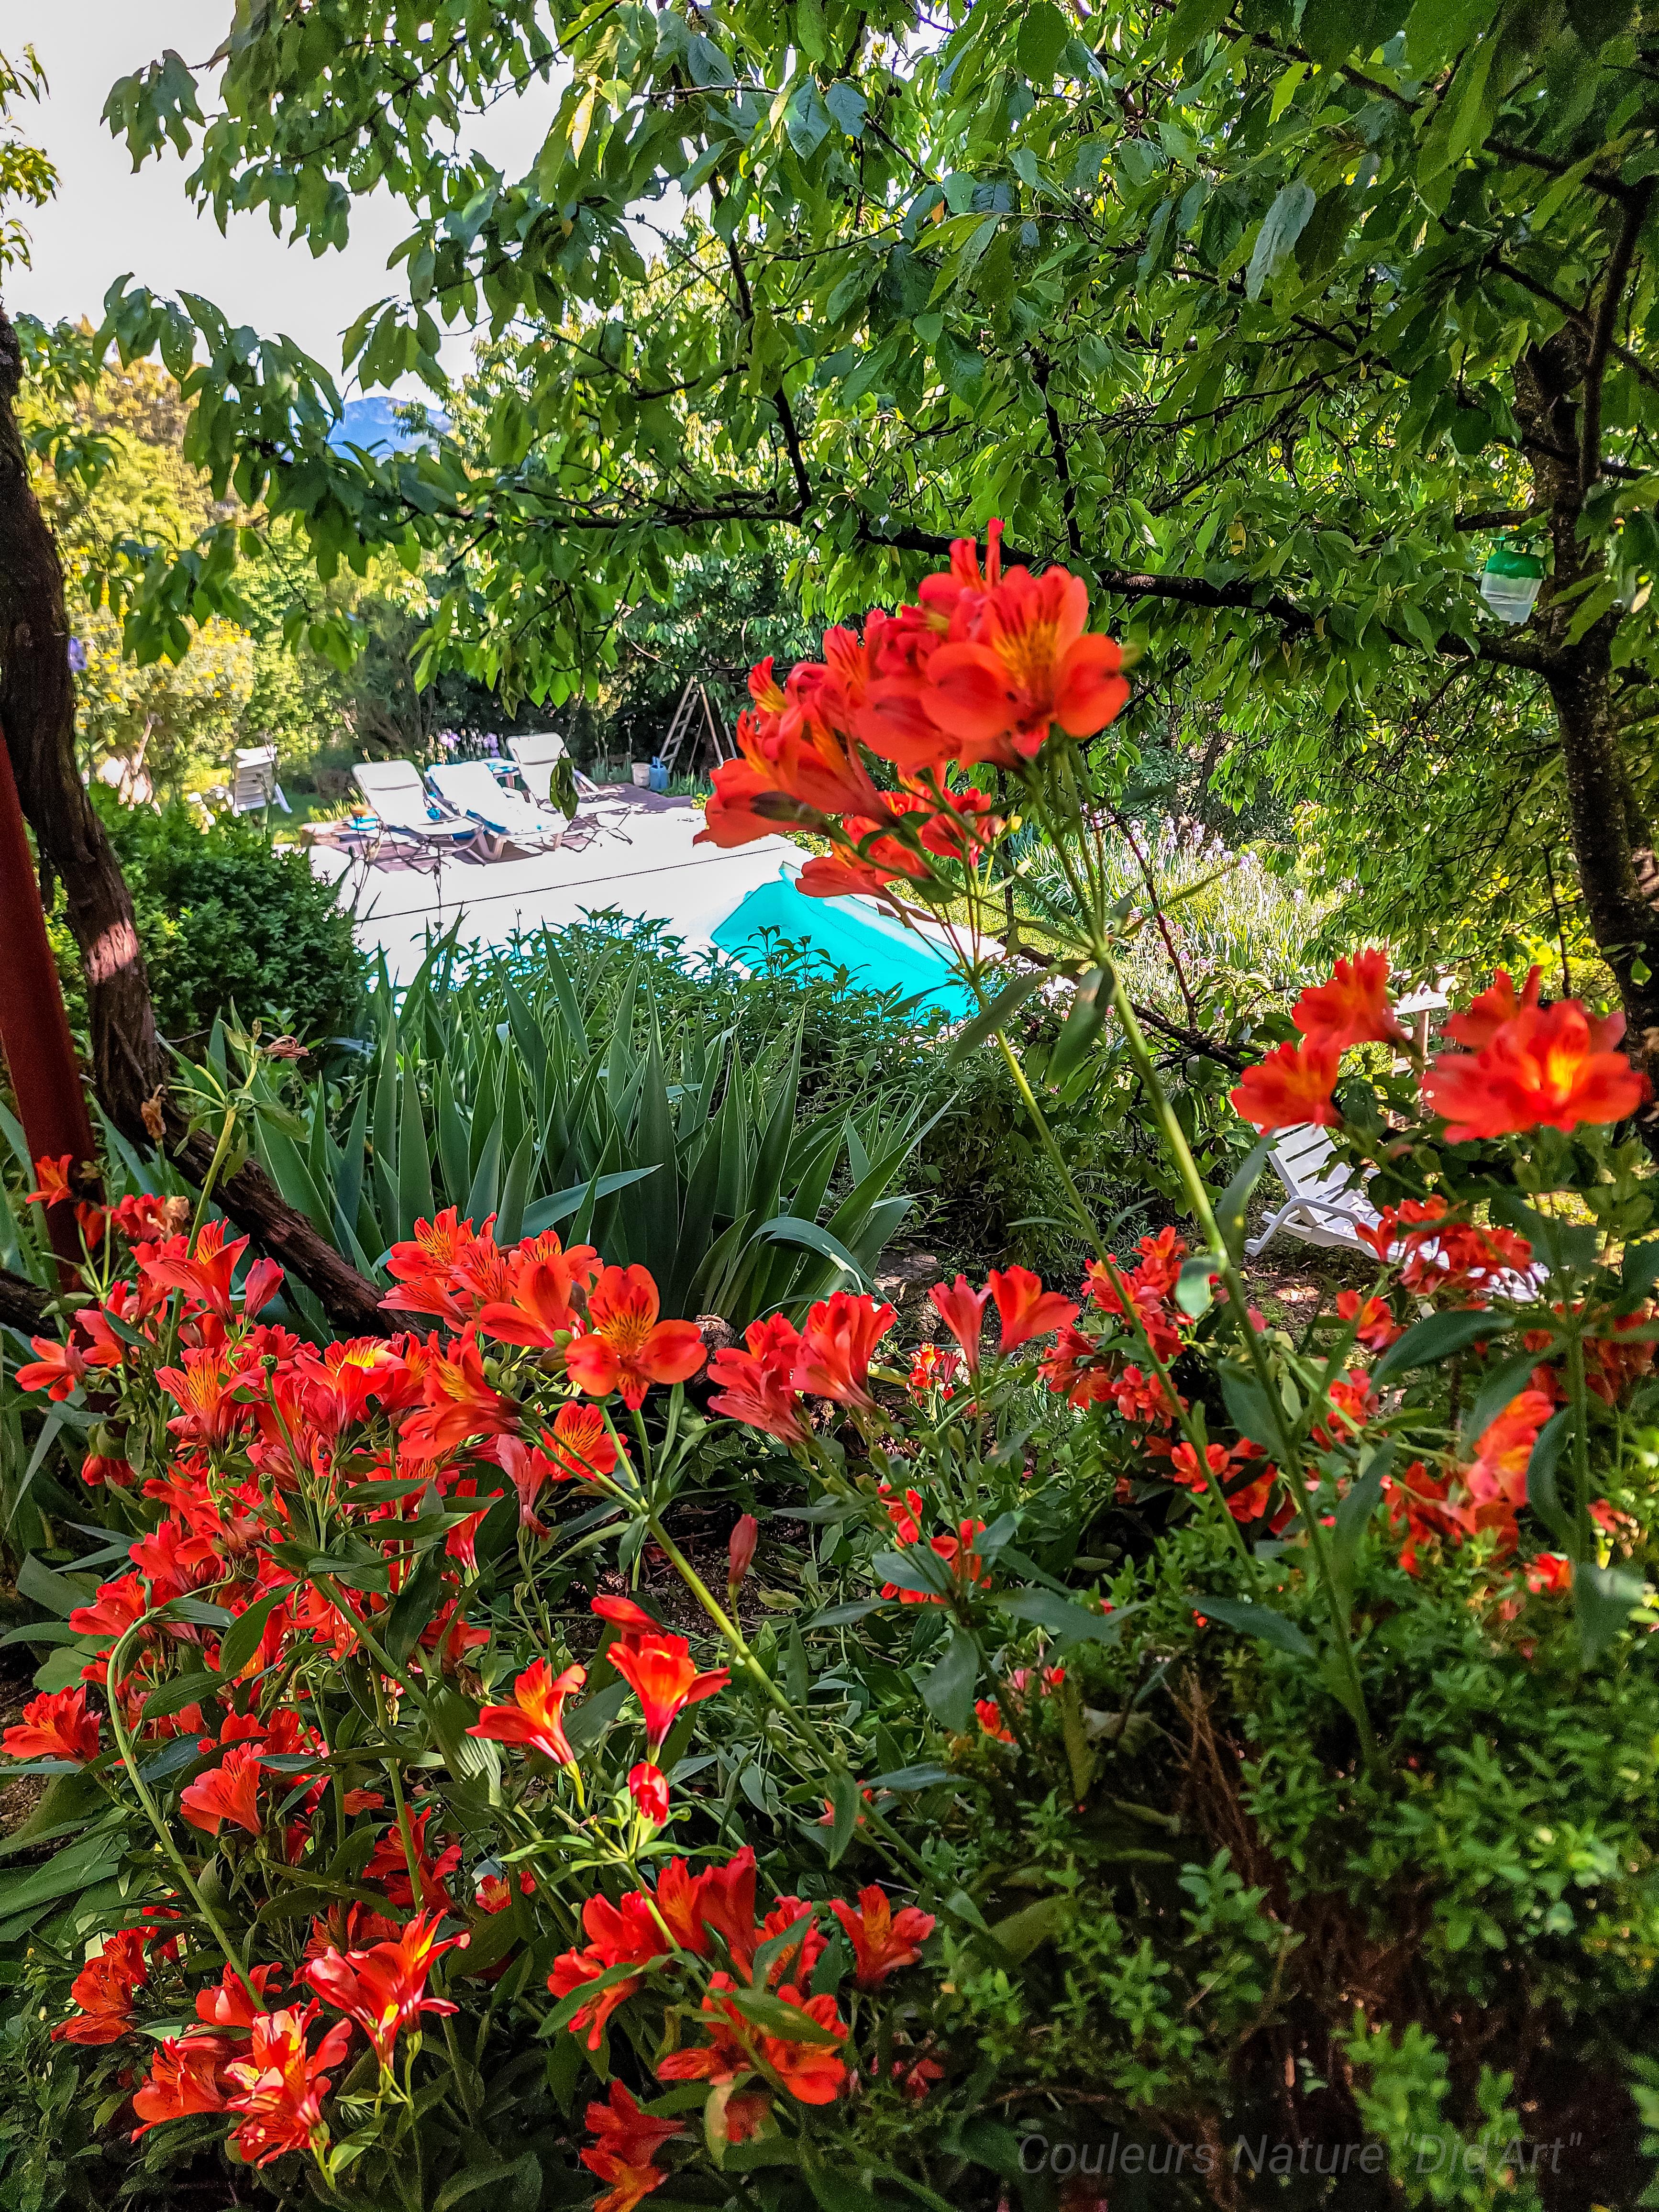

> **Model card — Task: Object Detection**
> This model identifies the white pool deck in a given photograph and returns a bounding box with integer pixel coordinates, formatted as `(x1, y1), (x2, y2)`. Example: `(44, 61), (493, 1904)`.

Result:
(309, 789), (799, 984)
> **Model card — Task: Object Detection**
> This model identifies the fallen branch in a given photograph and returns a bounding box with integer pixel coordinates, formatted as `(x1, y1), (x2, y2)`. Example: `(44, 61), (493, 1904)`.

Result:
(0, 1266), (51, 1335)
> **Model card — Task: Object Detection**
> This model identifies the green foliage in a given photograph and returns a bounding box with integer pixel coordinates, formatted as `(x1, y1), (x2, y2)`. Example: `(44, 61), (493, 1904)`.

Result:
(243, 921), (933, 1329)
(46, 794), (362, 1048)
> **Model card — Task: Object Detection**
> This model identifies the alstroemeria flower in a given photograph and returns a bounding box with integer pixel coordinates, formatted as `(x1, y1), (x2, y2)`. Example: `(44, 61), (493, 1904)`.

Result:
(1291, 949), (1405, 1051)
(300, 1909), (468, 2068)
(564, 1267), (706, 1409)
(928, 1275), (990, 1373)
(828, 1885), (936, 1987)
(3, 1685), (100, 1764)
(1229, 1040), (1342, 1130)
(179, 1743), (264, 1837)
(916, 551), (1129, 763)
(467, 1658), (587, 1765)
(606, 1632), (730, 1751)
(1425, 996), (1647, 1140)
(707, 1314), (809, 1442)
(797, 1292), (896, 1412)
(987, 1265), (1078, 1352)
(627, 1761), (670, 1825)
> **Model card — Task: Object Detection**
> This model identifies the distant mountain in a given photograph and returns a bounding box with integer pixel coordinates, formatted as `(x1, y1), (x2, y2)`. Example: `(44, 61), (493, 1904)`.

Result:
(326, 397), (449, 454)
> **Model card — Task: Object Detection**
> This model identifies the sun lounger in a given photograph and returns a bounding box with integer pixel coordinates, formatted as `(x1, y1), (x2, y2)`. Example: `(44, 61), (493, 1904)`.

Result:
(1246, 1124), (1382, 1259)
(426, 760), (568, 857)
(352, 760), (481, 871)
(1246, 1121), (1548, 1299)
(507, 730), (602, 805)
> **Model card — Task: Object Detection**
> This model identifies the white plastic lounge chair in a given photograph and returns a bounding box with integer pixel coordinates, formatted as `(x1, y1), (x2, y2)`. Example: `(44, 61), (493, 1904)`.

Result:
(1246, 1124), (1382, 1259)
(1246, 1121), (1548, 1300)
(352, 760), (480, 871)
(230, 744), (290, 816)
(427, 760), (567, 857)
(507, 730), (603, 804)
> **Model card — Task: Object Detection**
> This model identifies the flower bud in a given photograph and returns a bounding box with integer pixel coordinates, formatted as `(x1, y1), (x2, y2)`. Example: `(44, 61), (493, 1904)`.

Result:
(627, 1760), (670, 1826)
(727, 1513), (759, 1593)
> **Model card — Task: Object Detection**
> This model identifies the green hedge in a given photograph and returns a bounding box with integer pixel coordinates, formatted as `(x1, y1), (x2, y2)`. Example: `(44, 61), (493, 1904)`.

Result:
(49, 795), (362, 1050)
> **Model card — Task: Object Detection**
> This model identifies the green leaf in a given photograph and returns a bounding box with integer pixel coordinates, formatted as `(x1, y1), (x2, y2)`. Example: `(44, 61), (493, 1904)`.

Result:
(1245, 180), (1315, 302)
(1161, 0), (1234, 58)
(1215, 1133), (1274, 1262)
(1195, 1594), (1317, 1660)
(142, 1667), (217, 1723)
(996, 1590), (1132, 1645)
(824, 1767), (863, 1867)
(1174, 1254), (1218, 1319)
(825, 80), (866, 137)
(1046, 967), (1107, 1086)
(942, 972), (1048, 1068)
(1332, 1446), (1390, 1603)
(920, 1628), (978, 1733)
(785, 79), (833, 160)
(1372, 1305), (1511, 1383)
(1526, 1410), (1573, 1544)
(215, 1586), (289, 1685)
(868, 1763), (952, 1790)
(986, 1891), (1067, 1963)
(755, 1214), (874, 1292)
(1574, 1562), (1647, 1666)
(1467, 1347), (1547, 1440)
(1016, 1), (1072, 82)
(16, 1553), (89, 1619)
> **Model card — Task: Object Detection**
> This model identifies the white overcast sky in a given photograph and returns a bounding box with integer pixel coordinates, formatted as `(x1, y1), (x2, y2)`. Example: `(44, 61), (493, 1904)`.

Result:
(0, 1), (559, 389)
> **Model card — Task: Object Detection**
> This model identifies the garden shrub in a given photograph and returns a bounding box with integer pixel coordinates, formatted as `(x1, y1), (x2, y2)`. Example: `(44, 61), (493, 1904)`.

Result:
(47, 792), (362, 1049)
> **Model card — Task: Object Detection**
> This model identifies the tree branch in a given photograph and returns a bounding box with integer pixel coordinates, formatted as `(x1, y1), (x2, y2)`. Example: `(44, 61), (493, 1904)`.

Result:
(1582, 183), (1655, 491)
(1031, 354), (1082, 560)
(0, 1265), (51, 1334)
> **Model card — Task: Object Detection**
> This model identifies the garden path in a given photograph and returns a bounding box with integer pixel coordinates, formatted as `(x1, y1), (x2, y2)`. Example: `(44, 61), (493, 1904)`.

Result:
(308, 787), (796, 983)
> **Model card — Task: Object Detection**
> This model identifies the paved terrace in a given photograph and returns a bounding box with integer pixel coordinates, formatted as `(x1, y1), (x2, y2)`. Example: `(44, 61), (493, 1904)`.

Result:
(308, 787), (796, 983)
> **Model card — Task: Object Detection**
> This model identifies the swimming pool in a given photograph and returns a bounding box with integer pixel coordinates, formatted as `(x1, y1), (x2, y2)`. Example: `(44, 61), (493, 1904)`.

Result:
(709, 869), (976, 1019)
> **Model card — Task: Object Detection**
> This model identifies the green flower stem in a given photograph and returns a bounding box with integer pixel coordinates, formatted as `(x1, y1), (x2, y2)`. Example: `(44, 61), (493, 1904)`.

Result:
(989, 1029), (1262, 1588)
(1094, 969), (1381, 1772)
(103, 1606), (258, 1990)
(1566, 1327), (1594, 1562)
(309, 1571), (438, 1723)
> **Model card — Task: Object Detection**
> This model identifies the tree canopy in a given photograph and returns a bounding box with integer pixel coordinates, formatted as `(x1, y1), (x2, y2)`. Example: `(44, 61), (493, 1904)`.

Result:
(10, 0), (1659, 1109)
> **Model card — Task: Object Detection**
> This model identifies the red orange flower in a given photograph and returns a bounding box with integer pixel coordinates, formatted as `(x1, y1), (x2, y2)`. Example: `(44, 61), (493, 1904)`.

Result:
(133, 2036), (233, 2131)
(628, 1760), (670, 1825)
(581, 2082), (684, 2210)
(476, 1232), (601, 1347)
(707, 1314), (809, 1442)
(988, 1264), (1078, 1351)
(3, 1685), (100, 1764)
(26, 1153), (73, 1206)
(540, 1401), (622, 1482)
(222, 2004), (352, 2166)
(467, 1658), (586, 1765)
(828, 1885), (936, 1987)
(180, 1743), (264, 1837)
(796, 1291), (896, 1411)
(1291, 950), (1405, 1050)
(929, 1275), (990, 1373)
(53, 1926), (149, 2044)
(565, 1267), (706, 1409)
(1229, 1040), (1341, 1130)
(916, 549), (1130, 763)
(1425, 995), (1647, 1140)
(400, 1333), (519, 1456)
(606, 1632), (730, 1751)
(300, 1909), (467, 2067)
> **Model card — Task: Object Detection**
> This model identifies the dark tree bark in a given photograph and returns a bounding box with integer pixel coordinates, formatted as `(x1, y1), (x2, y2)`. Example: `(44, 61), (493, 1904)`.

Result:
(0, 1264), (51, 1334)
(1511, 320), (1659, 1149)
(0, 303), (395, 1334)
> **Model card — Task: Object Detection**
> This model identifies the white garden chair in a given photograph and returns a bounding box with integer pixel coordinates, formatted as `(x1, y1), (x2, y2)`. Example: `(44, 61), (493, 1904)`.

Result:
(427, 760), (568, 857)
(1246, 1121), (1548, 1300)
(352, 760), (482, 872)
(230, 744), (290, 816)
(1245, 1124), (1382, 1259)
(505, 730), (603, 806)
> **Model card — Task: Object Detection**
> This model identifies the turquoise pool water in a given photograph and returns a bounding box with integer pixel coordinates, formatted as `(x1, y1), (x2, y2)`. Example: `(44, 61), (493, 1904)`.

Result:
(710, 872), (975, 1018)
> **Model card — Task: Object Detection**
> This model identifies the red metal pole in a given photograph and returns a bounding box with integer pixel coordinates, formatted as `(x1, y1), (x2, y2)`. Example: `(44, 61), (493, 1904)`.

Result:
(0, 729), (98, 1281)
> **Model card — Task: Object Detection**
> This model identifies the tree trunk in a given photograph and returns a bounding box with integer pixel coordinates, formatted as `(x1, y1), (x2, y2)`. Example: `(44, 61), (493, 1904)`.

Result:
(0, 303), (394, 1334)
(1513, 332), (1659, 1147)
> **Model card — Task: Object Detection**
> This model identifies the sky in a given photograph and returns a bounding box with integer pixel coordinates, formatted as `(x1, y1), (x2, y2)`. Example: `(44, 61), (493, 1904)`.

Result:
(0, 0), (556, 390)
